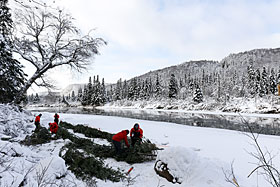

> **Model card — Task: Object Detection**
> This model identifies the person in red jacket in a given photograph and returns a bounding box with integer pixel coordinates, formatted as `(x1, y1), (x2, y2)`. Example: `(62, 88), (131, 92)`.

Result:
(34, 114), (42, 132)
(130, 123), (143, 146)
(49, 122), (58, 134)
(54, 113), (59, 124)
(112, 130), (130, 154)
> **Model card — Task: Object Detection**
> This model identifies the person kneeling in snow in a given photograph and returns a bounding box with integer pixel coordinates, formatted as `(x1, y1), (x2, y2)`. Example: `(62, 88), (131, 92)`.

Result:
(130, 123), (143, 147)
(49, 122), (58, 134)
(112, 130), (130, 154)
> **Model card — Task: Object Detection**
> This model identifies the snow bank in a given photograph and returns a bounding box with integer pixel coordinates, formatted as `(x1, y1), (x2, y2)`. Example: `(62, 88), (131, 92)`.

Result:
(156, 147), (233, 186)
(0, 104), (33, 139)
(26, 156), (67, 185)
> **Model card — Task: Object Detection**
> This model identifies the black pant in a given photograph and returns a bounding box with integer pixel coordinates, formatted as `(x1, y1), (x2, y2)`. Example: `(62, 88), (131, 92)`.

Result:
(131, 137), (141, 146)
(112, 140), (121, 154)
(34, 122), (40, 132)
(54, 118), (59, 124)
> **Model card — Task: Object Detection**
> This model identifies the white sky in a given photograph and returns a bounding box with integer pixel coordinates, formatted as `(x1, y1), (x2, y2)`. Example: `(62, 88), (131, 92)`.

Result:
(14, 0), (280, 93)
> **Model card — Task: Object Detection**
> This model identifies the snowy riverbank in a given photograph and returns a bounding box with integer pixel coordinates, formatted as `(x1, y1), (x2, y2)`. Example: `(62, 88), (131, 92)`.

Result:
(27, 95), (280, 115)
(102, 96), (280, 114)
(2, 104), (280, 186)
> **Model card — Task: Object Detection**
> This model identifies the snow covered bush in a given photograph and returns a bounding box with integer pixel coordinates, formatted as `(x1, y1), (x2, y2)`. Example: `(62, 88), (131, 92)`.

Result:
(0, 104), (33, 139)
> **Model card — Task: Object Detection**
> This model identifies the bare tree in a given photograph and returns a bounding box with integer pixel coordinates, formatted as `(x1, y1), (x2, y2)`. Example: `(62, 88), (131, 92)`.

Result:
(12, 4), (106, 104)
(240, 114), (280, 187)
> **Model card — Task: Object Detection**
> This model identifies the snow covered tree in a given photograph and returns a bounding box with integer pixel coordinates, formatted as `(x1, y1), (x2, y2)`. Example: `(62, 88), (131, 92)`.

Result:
(93, 75), (102, 106)
(113, 79), (122, 101)
(269, 68), (277, 94)
(87, 77), (93, 105)
(154, 74), (162, 99)
(77, 87), (83, 102)
(193, 84), (203, 103)
(0, 0), (26, 103)
(247, 63), (256, 96)
(259, 67), (269, 97)
(277, 68), (280, 84)
(128, 78), (138, 100)
(33, 93), (40, 103)
(255, 69), (261, 96)
(28, 93), (34, 103)
(139, 80), (146, 100)
(168, 74), (178, 99)
(100, 78), (106, 104)
(71, 90), (76, 102)
(12, 5), (105, 104)
(81, 85), (88, 106)
(122, 80), (128, 100)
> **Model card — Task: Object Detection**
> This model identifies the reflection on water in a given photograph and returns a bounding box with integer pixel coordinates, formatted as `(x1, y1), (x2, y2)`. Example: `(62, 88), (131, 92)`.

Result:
(27, 107), (280, 136)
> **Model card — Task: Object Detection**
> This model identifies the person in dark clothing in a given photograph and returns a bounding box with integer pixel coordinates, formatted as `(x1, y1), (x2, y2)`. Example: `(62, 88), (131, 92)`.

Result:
(130, 123), (143, 147)
(112, 130), (130, 154)
(34, 114), (42, 132)
(54, 113), (59, 124)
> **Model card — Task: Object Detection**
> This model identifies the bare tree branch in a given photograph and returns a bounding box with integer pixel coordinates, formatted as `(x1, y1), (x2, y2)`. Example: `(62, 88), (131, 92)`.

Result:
(12, 4), (106, 104)
(239, 113), (280, 187)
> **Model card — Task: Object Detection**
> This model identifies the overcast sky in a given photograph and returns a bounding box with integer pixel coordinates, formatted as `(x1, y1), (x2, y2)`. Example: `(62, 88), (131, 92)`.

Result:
(16, 0), (280, 93)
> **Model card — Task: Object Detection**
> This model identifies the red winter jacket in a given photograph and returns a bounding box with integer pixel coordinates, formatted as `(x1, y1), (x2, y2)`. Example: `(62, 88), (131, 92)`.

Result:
(35, 115), (41, 123)
(49, 122), (58, 134)
(130, 126), (143, 139)
(112, 130), (129, 147)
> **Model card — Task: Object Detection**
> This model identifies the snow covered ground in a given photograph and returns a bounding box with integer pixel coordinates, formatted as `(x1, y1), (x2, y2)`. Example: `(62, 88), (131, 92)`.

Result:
(1, 104), (280, 186)
(40, 111), (280, 187)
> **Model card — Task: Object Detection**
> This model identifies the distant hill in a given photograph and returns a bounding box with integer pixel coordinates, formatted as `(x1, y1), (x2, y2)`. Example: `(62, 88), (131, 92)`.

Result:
(115, 48), (280, 88)
(61, 47), (280, 101)
(60, 84), (85, 97)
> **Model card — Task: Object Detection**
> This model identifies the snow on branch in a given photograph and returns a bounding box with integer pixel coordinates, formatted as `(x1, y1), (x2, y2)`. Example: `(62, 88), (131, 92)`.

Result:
(12, 4), (106, 104)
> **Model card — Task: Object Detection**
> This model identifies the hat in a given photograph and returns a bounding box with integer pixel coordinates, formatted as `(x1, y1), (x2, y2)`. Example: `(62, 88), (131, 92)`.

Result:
(134, 123), (139, 129)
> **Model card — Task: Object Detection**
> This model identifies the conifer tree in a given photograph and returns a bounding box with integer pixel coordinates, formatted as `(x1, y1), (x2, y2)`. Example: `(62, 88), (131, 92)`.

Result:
(168, 74), (178, 98)
(269, 68), (277, 94)
(87, 77), (93, 105)
(139, 80), (146, 100)
(0, 0), (26, 103)
(260, 67), (268, 97)
(100, 78), (106, 104)
(77, 87), (83, 102)
(193, 84), (203, 103)
(82, 85), (88, 106)
(277, 68), (280, 84)
(255, 69), (261, 96)
(154, 74), (162, 99)
(128, 78), (138, 100)
(71, 90), (76, 102)
(33, 93), (40, 103)
(28, 93), (34, 103)
(113, 79), (122, 101)
(122, 80), (128, 100)
(94, 75), (102, 106)
(247, 62), (256, 96)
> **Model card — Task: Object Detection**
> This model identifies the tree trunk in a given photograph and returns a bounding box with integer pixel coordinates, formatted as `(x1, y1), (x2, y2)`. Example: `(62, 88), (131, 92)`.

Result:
(14, 66), (49, 104)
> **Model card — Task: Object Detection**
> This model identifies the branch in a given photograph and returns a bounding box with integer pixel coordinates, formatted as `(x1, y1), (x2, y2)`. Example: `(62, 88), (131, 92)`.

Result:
(239, 113), (280, 187)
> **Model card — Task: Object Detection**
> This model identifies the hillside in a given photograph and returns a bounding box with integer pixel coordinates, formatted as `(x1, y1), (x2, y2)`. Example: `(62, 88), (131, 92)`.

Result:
(27, 47), (280, 110)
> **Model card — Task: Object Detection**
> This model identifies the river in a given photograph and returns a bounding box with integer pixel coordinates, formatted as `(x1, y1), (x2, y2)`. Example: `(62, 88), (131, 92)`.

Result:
(26, 106), (280, 136)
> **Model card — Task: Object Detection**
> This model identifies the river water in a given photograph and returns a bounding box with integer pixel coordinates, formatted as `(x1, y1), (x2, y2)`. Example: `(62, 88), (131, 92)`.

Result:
(26, 107), (280, 136)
